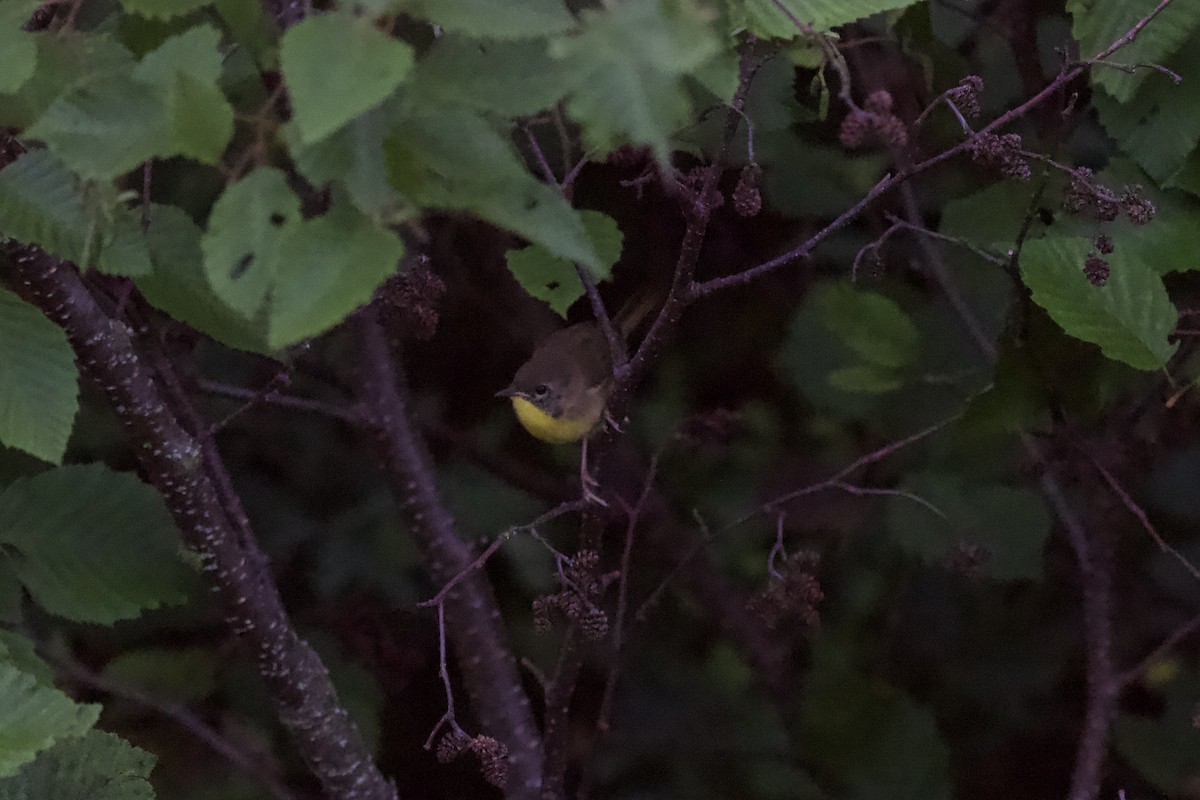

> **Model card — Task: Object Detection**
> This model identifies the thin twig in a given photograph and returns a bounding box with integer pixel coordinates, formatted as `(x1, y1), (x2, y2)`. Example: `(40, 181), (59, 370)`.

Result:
(1093, 459), (1200, 581)
(691, 0), (1174, 298)
(1119, 609), (1200, 687)
(416, 498), (590, 609)
(197, 378), (363, 427)
(723, 415), (958, 532)
(595, 452), (661, 734)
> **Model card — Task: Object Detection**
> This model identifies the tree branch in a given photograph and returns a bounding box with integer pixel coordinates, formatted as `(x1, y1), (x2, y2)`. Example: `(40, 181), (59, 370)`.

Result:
(352, 305), (543, 799)
(0, 248), (395, 800)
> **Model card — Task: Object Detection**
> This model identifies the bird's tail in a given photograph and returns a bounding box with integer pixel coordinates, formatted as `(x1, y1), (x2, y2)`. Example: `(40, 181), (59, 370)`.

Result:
(613, 286), (661, 342)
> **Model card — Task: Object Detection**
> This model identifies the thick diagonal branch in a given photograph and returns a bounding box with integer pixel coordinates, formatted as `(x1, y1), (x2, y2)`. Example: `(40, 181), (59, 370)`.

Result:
(353, 307), (543, 799)
(1, 248), (396, 800)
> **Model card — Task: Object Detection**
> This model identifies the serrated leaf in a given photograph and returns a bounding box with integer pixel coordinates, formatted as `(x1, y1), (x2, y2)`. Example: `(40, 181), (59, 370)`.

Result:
(0, 150), (88, 264)
(0, 464), (191, 623)
(730, 0), (921, 39)
(288, 109), (401, 218)
(813, 282), (919, 369)
(1067, 0), (1200, 102)
(25, 74), (170, 180)
(0, 729), (155, 798)
(137, 204), (272, 353)
(414, 0), (574, 39)
(117, 0), (210, 19)
(0, 1), (39, 94)
(550, 0), (721, 161)
(1020, 236), (1177, 370)
(506, 211), (623, 316)
(409, 36), (570, 116)
(201, 167), (300, 318)
(268, 207), (404, 348)
(280, 12), (414, 144)
(0, 289), (79, 465)
(0, 664), (99, 777)
(886, 472), (1050, 580)
(384, 108), (602, 269)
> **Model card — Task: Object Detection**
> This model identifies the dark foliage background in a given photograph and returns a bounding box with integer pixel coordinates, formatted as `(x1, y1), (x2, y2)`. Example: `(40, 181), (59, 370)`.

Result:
(1, 0), (1199, 799)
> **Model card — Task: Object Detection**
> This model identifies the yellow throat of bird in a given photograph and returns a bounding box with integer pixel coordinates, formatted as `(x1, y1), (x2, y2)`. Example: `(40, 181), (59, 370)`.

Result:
(509, 396), (596, 444)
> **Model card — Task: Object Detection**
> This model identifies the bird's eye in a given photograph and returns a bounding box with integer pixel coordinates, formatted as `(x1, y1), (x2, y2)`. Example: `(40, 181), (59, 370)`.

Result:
(533, 383), (549, 398)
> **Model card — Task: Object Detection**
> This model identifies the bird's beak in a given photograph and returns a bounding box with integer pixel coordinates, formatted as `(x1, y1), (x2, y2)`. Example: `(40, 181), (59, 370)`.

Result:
(495, 385), (518, 398)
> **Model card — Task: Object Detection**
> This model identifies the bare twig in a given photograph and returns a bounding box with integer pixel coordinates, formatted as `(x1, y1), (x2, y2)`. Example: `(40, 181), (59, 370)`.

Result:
(198, 378), (363, 427)
(1119, 609), (1200, 687)
(691, 0), (1174, 298)
(1093, 459), (1200, 581)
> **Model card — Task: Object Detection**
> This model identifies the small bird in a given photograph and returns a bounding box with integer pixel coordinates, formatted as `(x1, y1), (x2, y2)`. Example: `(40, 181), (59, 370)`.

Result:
(496, 293), (656, 501)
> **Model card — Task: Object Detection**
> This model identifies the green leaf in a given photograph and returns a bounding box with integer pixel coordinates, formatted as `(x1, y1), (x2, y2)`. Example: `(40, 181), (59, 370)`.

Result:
(384, 108), (602, 270)
(0, 464), (191, 623)
(0, 729), (155, 798)
(0, 2), (39, 94)
(0, 33), (135, 131)
(130, 24), (224, 86)
(97, 208), (154, 276)
(0, 152), (150, 275)
(413, 0), (574, 39)
(22, 25), (237, 173)
(137, 204), (272, 353)
(288, 109), (402, 219)
(886, 472), (1051, 581)
(0, 664), (99, 778)
(550, 0), (721, 161)
(940, 180), (1043, 249)
(268, 206), (405, 348)
(1020, 236), (1177, 370)
(813, 283), (920, 369)
(28, 83), (149, 178)
(409, 36), (570, 117)
(0, 632), (54, 688)
(505, 211), (623, 317)
(827, 363), (904, 394)
(729, 0), (922, 39)
(280, 12), (414, 144)
(1093, 57), (1200, 184)
(117, 0), (210, 19)
(1067, 0), (1200, 102)
(165, 72), (233, 164)
(200, 167), (300, 318)
(0, 150), (89, 264)
(25, 74), (170, 180)
(123, 25), (233, 163)
(0, 289), (79, 465)
(1090, 161), (1200, 277)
